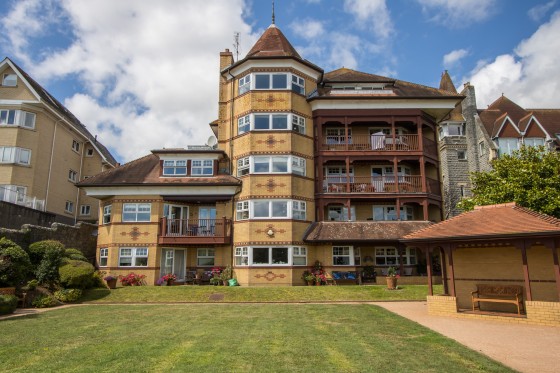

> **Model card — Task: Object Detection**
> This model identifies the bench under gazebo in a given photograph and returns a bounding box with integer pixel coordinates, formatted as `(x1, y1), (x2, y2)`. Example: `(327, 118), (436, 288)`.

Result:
(401, 202), (560, 326)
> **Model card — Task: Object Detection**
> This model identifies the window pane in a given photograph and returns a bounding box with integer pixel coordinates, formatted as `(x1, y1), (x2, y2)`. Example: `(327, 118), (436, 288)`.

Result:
(198, 257), (214, 266)
(253, 157), (270, 173)
(271, 201), (288, 217)
(254, 115), (269, 129)
(293, 256), (306, 265)
(272, 115), (288, 129)
(255, 74), (270, 89)
(272, 74), (287, 89)
(119, 257), (132, 266)
(253, 201), (269, 217)
(272, 157), (288, 172)
(253, 247), (269, 264)
(272, 247), (288, 264)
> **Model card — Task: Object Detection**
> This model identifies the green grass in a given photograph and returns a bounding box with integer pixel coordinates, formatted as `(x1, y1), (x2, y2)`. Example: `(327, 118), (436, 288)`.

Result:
(81, 284), (444, 303)
(0, 304), (512, 372)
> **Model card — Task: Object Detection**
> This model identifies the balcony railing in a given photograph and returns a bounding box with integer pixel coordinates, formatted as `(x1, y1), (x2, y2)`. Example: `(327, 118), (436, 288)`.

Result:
(321, 134), (419, 151)
(158, 218), (232, 245)
(323, 176), (440, 194)
(0, 187), (45, 211)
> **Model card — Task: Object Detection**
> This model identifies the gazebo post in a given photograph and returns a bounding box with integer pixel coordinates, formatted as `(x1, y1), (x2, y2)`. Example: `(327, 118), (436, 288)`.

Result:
(545, 238), (560, 301)
(444, 244), (456, 297)
(519, 240), (533, 301)
(425, 245), (433, 296)
(439, 247), (448, 295)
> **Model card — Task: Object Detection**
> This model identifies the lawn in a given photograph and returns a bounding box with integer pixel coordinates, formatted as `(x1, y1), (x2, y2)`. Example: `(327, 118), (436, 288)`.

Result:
(0, 304), (512, 372)
(81, 284), (444, 303)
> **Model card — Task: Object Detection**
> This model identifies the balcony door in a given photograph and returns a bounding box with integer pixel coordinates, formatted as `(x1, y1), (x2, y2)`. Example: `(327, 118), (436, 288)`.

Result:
(160, 249), (186, 281)
(198, 207), (216, 236)
(164, 204), (188, 235)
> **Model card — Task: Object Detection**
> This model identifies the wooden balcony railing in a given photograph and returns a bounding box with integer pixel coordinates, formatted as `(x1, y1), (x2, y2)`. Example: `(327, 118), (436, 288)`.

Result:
(323, 176), (439, 194)
(321, 134), (419, 151)
(158, 218), (232, 245)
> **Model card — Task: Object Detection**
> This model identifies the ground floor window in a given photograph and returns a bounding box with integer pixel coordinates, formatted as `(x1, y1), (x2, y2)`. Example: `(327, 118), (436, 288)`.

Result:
(333, 246), (360, 266)
(375, 247), (417, 266)
(234, 246), (307, 266)
(197, 248), (215, 266)
(99, 248), (108, 267)
(119, 247), (148, 267)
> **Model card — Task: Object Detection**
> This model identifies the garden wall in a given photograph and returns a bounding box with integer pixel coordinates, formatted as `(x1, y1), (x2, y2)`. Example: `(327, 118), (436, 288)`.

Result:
(0, 201), (75, 229)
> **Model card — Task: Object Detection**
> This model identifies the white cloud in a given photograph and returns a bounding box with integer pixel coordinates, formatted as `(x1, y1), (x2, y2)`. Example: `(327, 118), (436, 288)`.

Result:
(290, 19), (324, 40)
(528, 1), (557, 22)
(465, 11), (560, 108)
(1, 0), (256, 162)
(415, 0), (498, 27)
(443, 49), (469, 68)
(343, 0), (393, 40)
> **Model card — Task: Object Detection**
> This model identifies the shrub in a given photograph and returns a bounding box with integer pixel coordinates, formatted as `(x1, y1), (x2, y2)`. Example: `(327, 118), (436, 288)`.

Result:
(53, 289), (83, 303)
(64, 248), (88, 262)
(0, 294), (18, 315)
(36, 246), (65, 289)
(0, 238), (31, 287)
(119, 273), (146, 286)
(28, 240), (66, 266)
(59, 260), (95, 289)
(32, 294), (57, 308)
(24, 279), (39, 291)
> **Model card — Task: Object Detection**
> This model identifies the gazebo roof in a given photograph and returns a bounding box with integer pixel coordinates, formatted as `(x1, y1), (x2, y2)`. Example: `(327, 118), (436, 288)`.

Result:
(402, 203), (560, 243)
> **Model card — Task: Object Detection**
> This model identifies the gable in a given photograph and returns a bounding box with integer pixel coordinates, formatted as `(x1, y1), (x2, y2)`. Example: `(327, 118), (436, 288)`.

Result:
(0, 65), (37, 102)
(524, 117), (548, 138)
(497, 118), (521, 137)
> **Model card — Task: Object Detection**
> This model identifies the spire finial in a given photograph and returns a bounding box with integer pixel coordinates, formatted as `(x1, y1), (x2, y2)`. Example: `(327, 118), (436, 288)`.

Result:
(272, 0), (275, 24)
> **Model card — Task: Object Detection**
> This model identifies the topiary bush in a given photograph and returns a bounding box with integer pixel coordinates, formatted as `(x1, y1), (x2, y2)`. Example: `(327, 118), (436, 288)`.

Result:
(64, 248), (88, 262)
(53, 289), (83, 303)
(32, 294), (58, 308)
(35, 246), (65, 290)
(59, 260), (95, 289)
(0, 294), (18, 315)
(28, 240), (66, 267)
(0, 238), (31, 287)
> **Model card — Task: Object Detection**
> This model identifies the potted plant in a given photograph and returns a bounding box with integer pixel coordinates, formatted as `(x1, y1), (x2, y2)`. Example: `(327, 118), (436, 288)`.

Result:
(386, 266), (399, 290)
(103, 275), (118, 289)
(315, 273), (326, 286)
(209, 275), (220, 286)
(220, 265), (233, 286)
(158, 273), (176, 286)
(302, 270), (314, 285)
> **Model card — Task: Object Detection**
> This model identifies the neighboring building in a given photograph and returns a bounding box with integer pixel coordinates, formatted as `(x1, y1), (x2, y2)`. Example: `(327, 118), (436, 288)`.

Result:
(438, 71), (560, 218)
(81, 23), (463, 285)
(78, 148), (240, 285)
(0, 57), (117, 223)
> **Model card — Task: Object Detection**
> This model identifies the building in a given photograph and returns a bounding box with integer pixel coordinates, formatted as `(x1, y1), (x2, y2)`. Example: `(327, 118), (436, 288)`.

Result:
(0, 57), (117, 223)
(81, 23), (464, 285)
(437, 72), (560, 218)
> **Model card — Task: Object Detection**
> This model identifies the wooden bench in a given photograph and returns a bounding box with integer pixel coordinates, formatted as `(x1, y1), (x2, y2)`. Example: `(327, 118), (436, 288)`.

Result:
(331, 271), (362, 285)
(471, 284), (524, 315)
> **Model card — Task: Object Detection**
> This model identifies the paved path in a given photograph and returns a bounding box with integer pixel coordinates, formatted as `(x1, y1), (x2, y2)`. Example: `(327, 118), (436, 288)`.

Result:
(374, 301), (560, 373)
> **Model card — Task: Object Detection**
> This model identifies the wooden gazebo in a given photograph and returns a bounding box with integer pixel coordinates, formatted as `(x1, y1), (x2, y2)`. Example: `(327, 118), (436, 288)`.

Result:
(401, 203), (560, 326)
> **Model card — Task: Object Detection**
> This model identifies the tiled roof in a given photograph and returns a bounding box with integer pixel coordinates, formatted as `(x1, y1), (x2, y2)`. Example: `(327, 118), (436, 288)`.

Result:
(402, 203), (560, 242)
(78, 153), (241, 187)
(246, 25), (301, 58)
(4, 58), (118, 166)
(438, 71), (457, 93)
(487, 95), (528, 122)
(323, 68), (396, 83)
(303, 221), (432, 242)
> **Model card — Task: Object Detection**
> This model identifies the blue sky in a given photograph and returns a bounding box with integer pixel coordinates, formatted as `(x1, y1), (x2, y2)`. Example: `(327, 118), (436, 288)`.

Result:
(1, 0), (559, 163)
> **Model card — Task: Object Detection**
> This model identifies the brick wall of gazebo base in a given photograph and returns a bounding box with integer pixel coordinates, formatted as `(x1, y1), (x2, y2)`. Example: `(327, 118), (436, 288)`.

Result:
(426, 296), (560, 327)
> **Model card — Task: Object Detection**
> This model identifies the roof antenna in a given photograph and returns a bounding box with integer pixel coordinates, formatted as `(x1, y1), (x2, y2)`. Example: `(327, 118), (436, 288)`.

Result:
(233, 32), (240, 61)
(272, 0), (275, 25)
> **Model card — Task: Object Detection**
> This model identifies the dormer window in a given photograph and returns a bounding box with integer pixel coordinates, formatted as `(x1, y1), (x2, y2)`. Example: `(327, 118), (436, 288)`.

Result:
(2, 74), (17, 87)
(163, 160), (187, 176)
(191, 160), (213, 175)
(439, 123), (465, 139)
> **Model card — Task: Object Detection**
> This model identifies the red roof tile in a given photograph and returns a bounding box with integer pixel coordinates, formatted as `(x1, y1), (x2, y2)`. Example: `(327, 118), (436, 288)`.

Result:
(246, 25), (301, 59)
(303, 221), (432, 242)
(402, 203), (560, 242)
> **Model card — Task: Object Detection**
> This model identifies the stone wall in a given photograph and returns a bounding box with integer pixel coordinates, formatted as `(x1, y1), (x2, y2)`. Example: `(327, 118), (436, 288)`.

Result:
(0, 201), (75, 229)
(0, 221), (98, 262)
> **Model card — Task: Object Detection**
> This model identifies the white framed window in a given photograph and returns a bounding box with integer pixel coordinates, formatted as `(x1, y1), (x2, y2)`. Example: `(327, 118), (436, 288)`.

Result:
(103, 205), (112, 224)
(524, 137), (545, 147)
(99, 248), (108, 267)
(237, 157), (250, 176)
(0, 109), (35, 129)
(119, 247), (148, 267)
(86, 148), (94, 157)
(80, 205), (91, 216)
(291, 114), (305, 133)
(65, 201), (74, 213)
(253, 156), (288, 173)
(0, 185), (26, 204)
(197, 248), (215, 266)
(235, 247), (249, 266)
(72, 140), (80, 153)
(238, 115), (250, 135)
(291, 75), (305, 95)
(0, 147), (31, 165)
(236, 201), (249, 220)
(238, 74), (251, 95)
(438, 122), (465, 139)
(328, 206), (356, 221)
(457, 150), (467, 160)
(373, 205), (413, 221)
(292, 201), (306, 220)
(497, 137), (519, 156)
(255, 73), (288, 90)
(326, 128), (352, 144)
(2, 73), (17, 87)
(163, 160), (187, 176)
(292, 247), (307, 266)
(253, 247), (289, 265)
(191, 160), (213, 175)
(68, 169), (78, 182)
(375, 247), (417, 266)
(122, 203), (151, 222)
(255, 113), (288, 130)
(292, 156), (305, 176)
(333, 246), (355, 266)
(326, 166), (354, 183)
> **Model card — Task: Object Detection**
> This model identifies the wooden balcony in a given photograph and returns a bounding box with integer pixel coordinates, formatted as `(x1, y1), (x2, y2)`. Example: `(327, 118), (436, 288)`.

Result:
(323, 176), (440, 195)
(158, 218), (232, 245)
(321, 134), (419, 151)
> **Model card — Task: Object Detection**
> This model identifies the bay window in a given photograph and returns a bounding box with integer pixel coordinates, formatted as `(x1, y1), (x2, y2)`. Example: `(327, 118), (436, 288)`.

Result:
(237, 157), (250, 176)
(240, 72), (305, 93)
(119, 247), (148, 267)
(237, 113), (305, 133)
(234, 246), (307, 266)
(236, 200), (306, 220)
(238, 74), (251, 94)
(122, 203), (151, 222)
(236, 155), (305, 176)
(236, 201), (249, 220)
(238, 115), (250, 134)
(235, 247), (249, 265)
(0, 109), (35, 129)
(0, 146), (31, 165)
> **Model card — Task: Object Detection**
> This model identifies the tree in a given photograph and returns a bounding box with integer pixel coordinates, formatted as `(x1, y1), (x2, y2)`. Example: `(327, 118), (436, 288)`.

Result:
(458, 146), (560, 217)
